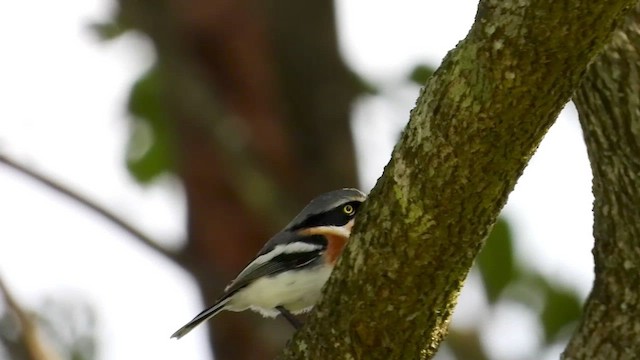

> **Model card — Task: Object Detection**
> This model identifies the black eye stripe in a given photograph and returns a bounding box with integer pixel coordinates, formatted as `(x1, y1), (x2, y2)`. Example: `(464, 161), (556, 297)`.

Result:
(290, 201), (362, 230)
(348, 201), (361, 214)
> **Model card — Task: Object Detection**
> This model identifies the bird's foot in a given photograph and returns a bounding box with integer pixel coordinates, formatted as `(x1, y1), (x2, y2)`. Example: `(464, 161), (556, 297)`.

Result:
(276, 306), (303, 330)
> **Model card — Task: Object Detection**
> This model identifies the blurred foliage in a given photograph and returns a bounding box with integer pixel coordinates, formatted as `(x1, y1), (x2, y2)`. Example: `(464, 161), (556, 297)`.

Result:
(408, 64), (435, 85)
(38, 297), (97, 360)
(88, 8), (129, 42)
(125, 65), (175, 184)
(90, 20), (173, 185)
(465, 216), (583, 358)
(477, 218), (518, 303)
(89, 21), (129, 42)
(353, 74), (379, 96)
(445, 328), (490, 360)
(533, 275), (582, 344)
(0, 295), (97, 360)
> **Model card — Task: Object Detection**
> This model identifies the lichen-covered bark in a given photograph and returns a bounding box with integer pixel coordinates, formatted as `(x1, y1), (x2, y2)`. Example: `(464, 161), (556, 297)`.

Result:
(280, 1), (635, 359)
(563, 6), (640, 360)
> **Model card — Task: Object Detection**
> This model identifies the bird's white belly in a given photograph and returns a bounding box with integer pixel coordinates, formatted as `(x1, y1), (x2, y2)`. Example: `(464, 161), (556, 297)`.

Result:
(227, 265), (333, 317)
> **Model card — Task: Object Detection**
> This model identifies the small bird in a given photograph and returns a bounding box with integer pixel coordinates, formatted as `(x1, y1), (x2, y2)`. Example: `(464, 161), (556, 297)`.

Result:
(171, 188), (367, 339)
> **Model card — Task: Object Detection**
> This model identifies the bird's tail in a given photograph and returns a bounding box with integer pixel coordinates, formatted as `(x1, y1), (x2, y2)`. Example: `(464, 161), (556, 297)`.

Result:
(170, 297), (231, 339)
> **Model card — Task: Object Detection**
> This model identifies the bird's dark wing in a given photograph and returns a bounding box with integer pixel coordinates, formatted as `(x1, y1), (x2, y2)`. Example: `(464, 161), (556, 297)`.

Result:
(254, 229), (325, 256)
(223, 232), (327, 295)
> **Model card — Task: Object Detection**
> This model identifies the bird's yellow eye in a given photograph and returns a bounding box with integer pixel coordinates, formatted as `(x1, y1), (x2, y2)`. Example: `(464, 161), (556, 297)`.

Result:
(343, 204), (354, 215)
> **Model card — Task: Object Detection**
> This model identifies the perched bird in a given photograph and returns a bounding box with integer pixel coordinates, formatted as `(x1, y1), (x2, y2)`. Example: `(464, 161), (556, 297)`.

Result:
(171, 188), (367, 339)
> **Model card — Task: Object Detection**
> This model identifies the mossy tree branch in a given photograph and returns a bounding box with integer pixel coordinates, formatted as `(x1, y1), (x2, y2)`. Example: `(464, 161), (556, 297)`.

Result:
(564, 5), (640, 359)
(280, 0), (635, 359)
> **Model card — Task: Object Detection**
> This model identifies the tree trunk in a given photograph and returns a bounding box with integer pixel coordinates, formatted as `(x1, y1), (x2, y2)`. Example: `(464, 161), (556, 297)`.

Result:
(280, 1), (635, 359)
(563, 5), (640, 360)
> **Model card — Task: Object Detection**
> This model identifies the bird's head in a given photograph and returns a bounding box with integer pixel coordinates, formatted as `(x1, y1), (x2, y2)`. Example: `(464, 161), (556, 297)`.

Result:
(284, 188), (367, 239)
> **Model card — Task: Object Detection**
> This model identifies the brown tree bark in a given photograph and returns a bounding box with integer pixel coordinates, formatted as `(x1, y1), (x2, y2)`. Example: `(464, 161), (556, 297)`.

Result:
(563, 5), (640, 360)
(280, 1), (635, 359)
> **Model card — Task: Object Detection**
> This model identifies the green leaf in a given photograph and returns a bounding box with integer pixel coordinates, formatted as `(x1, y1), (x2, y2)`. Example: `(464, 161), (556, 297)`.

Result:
(446, 328), (490, 360)
(125, 65), (174, 184)
(540, 284), (582, 343)
(351, 72), (378, 95)
(88, 9), (129, 41)
(477, 217), (517, 303)
(89, 21), (128, 42)
(408, 64), (435, 85)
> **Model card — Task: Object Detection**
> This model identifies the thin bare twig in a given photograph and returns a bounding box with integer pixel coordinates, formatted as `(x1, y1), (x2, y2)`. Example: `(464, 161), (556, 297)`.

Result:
(0, 153), (181, 262)
(0, 275), (62, 360)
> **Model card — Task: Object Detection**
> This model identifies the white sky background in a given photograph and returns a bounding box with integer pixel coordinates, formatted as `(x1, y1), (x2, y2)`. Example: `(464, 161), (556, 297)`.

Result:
(0, 1), (594, 360)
